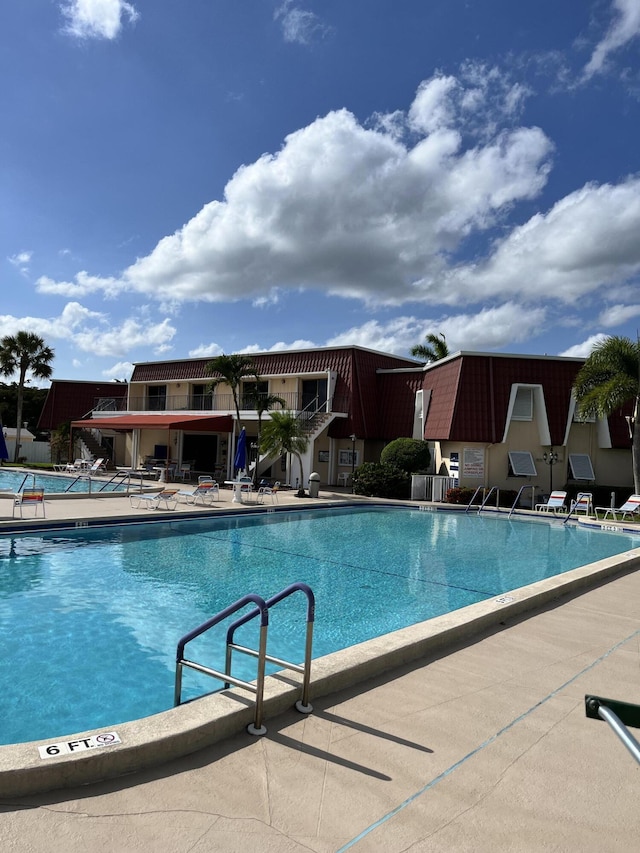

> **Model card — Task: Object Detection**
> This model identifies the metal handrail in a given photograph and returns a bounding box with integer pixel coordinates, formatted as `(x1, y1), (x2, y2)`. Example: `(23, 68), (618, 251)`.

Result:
(225, 582), (315, 714)
(508, 484), (536, 519)
(465, 486), (485, 513)
(175, 593), (270, 735)
(563, 491), (594, 525)
(97, 469), (139, 492)
(586, 695), (640, 765)
(478, 486), (499, 514)
(16, 472), (36, 492)
(64, 474), (92, 494)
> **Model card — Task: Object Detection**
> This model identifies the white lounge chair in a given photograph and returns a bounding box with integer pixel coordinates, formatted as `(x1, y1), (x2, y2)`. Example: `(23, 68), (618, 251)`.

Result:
(129, 489), (178, 511)
(177, 481), (219, 505)
(535, 490), (567, 515)
(88, 458), (107, 474)
(596, 494), (640, 522)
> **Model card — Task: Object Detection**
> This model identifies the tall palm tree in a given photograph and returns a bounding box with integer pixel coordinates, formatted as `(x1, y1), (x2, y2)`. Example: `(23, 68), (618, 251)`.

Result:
(243, 391), (286, 485)
(573, 335), (640, 493)
(0, 331), (54, 462)
(411, 332), (449, 363)
(260, 410), (309, 496)
(204, 353), (259, 428)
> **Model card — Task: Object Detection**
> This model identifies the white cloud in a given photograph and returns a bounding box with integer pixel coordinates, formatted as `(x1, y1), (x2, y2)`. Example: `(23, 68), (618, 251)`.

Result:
(326, 303), (547, 356)
(450, 177), (640, 305)
(37, 270), (123, 298)
(274, 1), (328, 45)
(584, 0), (640, 79)
(102, 362), (134, 381)
(46, 67), (549, 309)
(0, 303), (175, 361)
(559, 334), (610, 358)
(8, 251), (32, 275)
(597, 303), (640, 326)
(188, 343), (223, 358)
(60, 0), (139, 40)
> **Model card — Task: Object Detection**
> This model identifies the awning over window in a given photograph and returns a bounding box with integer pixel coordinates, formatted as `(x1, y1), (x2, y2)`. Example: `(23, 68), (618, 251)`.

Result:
(508, 451), (537, 477)
(71, 414), (234, 433)
(568, 453), (595, 480)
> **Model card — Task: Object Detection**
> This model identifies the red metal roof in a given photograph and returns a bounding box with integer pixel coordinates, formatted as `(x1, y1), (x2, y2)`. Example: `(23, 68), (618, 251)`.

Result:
(71, 414), (233, 432)
(38, 380), (128, 431)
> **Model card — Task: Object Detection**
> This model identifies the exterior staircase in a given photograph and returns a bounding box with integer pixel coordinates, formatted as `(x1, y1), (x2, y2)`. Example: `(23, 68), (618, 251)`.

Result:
(76, 428), (113, 469)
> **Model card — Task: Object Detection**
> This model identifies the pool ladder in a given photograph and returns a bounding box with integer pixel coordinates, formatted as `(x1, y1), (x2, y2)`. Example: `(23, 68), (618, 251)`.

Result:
(174, 581), (315, 735)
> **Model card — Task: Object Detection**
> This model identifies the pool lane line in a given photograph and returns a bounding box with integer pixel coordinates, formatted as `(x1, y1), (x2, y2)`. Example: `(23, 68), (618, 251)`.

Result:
(335, 626), (640, 852)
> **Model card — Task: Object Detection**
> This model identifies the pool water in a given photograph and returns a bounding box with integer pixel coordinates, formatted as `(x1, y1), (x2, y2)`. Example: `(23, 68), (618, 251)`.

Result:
(0, 469), (127, 494)
(1, 506), (638, 745)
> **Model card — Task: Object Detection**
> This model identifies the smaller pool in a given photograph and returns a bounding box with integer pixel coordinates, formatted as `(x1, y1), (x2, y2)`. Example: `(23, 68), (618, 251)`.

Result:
(0, 469), (128, 494)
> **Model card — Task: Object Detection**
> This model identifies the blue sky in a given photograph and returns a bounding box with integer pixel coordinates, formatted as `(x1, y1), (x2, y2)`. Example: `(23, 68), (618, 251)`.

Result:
(2, 0), (640, 383)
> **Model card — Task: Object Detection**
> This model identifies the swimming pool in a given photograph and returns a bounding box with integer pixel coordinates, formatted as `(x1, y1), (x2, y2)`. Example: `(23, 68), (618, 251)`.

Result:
(2, 505), (639, 745)
(0, 469), (127, 494)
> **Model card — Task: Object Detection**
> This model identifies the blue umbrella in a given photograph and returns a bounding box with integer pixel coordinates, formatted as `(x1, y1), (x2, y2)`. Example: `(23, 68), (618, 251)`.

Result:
(233, 427), (247, 473)
(0, 425), (8, 462)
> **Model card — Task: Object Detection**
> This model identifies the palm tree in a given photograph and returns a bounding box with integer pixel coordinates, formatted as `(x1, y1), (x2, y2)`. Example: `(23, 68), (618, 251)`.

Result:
(573, 335), (640, 493)
(243, 391), (286, 485)
(260, 410), (309, 496)
(0, 332), (54, 462)
(411, 332), (449, 363)
(205, 353), (259, 427)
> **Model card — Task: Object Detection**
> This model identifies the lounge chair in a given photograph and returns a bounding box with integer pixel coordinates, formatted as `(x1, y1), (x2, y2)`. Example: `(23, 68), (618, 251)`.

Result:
(88, 458), (107, 474)
(535, 490), (567, 514)
(258, 481), (280, 504)
(65, 459), (86, 473)
(569, 492), (593, 516)
(177, 481), (219, 505)
(176, 463), (192, 481)
(596, 494), (640, 522)
(13, 488), (46, 518)
(129, 489), (178, 511)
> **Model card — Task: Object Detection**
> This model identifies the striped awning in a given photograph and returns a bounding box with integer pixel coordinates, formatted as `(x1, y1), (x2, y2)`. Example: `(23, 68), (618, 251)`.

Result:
(71, 414), (234, 432)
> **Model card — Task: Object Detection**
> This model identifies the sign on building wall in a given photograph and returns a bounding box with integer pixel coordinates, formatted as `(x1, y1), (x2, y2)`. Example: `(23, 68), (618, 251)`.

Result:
(463, 447), (484, 478)
(449, 452), (459, 483)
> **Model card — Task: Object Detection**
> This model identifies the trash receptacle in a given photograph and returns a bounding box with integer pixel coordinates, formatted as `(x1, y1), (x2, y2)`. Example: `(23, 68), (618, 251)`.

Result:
(308, 472), (320, 498)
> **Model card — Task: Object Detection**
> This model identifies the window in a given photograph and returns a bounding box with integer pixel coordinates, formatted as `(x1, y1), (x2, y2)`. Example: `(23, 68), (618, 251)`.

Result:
(242, 381), (269, 409)
(568, 454), (595, 480)
(508, 451), (537, 477)
(191, 384), (213, 410)
(512, 387), (533, 421)
(147, 385), (166, 411)
(338, 449), (359, 466)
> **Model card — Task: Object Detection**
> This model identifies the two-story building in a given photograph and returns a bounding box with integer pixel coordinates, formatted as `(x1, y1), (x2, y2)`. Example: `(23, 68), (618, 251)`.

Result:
(52, 346), (633, 493)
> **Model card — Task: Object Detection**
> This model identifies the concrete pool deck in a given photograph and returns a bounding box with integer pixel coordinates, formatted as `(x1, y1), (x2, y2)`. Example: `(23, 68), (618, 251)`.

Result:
(1, 487), (640, 849)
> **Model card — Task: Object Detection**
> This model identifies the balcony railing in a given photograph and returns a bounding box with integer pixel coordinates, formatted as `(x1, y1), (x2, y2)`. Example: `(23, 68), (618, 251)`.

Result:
(95, 392), (349, 416)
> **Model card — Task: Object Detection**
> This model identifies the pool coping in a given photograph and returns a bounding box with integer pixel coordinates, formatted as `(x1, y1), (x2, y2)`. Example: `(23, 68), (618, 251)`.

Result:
(1, 505), (639, 797)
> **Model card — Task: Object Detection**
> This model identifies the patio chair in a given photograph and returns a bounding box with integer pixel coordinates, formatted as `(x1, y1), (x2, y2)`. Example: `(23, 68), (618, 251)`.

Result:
(258, 481), (280, 504)
(177, 481), (219, 505)
(176, 463), (192, 481)
(87, 457), (107, 474)
(569, 492), (593, 517)
(535, 490), (567, 515)
(13, 488), (46, 518)
(65, 459), (85, 473)
(596, 494), (640, 522)
(129, 489), (179, 511)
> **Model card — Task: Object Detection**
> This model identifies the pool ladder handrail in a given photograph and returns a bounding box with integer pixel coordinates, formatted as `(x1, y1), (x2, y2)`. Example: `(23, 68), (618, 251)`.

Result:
(16, 472), (36, 492)
(508, 484), (536, 519)
(465, 486), (500, 514)
(97, 469), (137, 492)
(63, 474), (92, 493)
(563, 491), (593, 525)
(174, 582), (315, 736)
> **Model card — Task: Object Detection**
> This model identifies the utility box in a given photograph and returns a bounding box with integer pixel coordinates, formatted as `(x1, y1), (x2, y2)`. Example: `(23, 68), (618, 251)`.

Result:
(308, 472), (320, 498)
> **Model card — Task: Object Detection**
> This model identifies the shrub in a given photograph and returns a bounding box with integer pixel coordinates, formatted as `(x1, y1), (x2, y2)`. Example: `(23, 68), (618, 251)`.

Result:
(380, 438), (430, 474)
(352, 462), (411, 499)
(445, 487), (477, 505)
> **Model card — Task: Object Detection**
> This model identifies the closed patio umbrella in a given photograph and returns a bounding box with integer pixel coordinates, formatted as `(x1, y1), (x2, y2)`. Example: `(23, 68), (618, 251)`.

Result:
(0, 424), (8, 463)
(234, 427), (247, 474)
